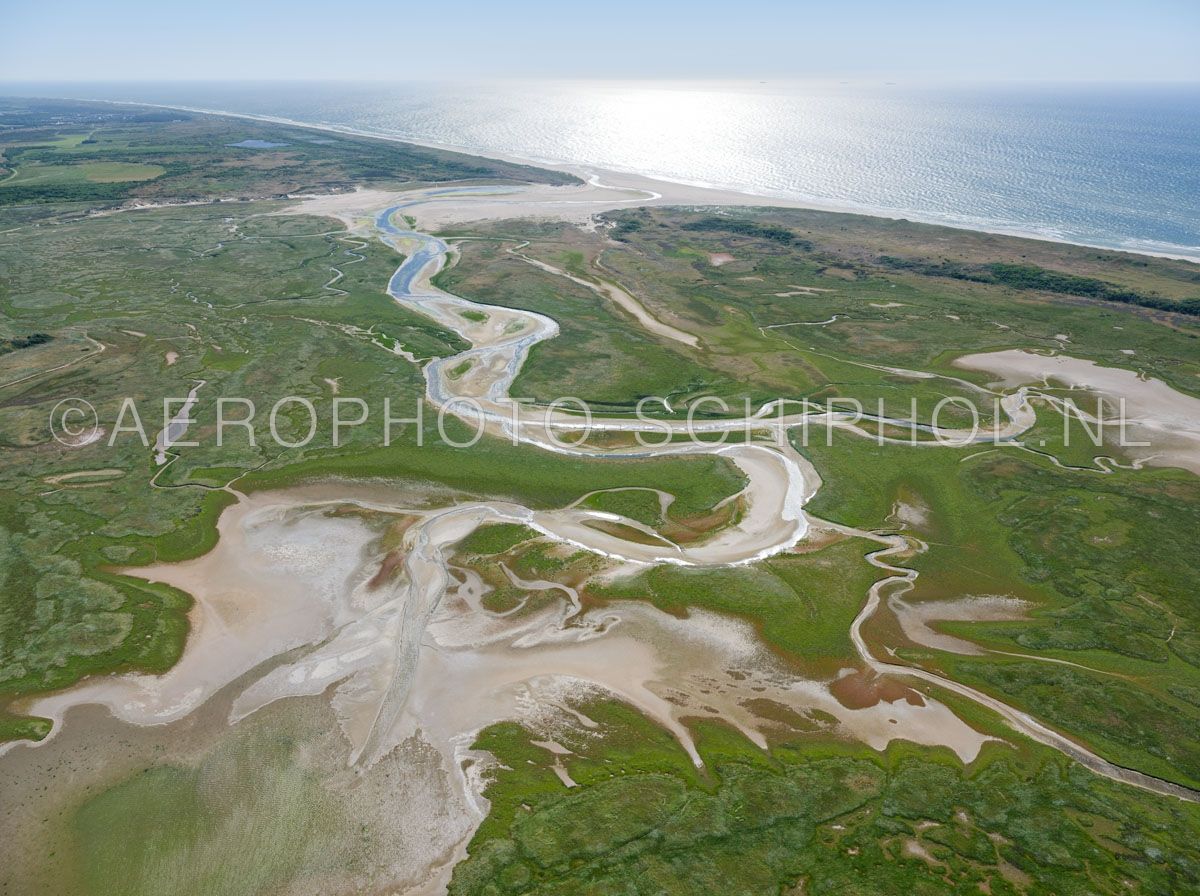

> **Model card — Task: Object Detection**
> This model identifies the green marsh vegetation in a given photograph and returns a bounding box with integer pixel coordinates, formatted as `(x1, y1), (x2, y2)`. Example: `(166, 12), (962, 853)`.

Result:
(590, 537), (884, 669)
(37, 676), (1200, 896)
(451, 698), (1200, 896)
(435, 239), (741, 412)
(440, 207), (1200, 843)
(456, 522), (542, 556)
(578, 487), (666, 527)
(0, 199), (745, 732)
(803, 434), (1200, 789)
(480, 207), (1199, 408)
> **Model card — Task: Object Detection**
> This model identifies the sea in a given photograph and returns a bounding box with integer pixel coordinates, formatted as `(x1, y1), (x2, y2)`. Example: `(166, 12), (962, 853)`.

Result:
(4, 80), (1199, 260)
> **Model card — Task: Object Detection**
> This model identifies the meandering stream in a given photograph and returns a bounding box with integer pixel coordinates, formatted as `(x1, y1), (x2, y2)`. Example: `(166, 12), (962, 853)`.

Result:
(312, 189), (1183, 800)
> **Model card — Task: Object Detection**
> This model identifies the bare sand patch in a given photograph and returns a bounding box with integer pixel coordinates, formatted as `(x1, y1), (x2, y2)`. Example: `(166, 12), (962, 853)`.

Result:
(281, 166), (927, 234)
(888, 497), (930, 530)
(775, 285), (833, 297)
(892, 594), (1030, 656)
(284, 187), (411, 232)
(41, 468), (124, 486)
(954, 349), (1200, 474)
(708, 252), (735, 266)
(153, 379), (205, 465)
(63, 426), (105, 448)
(903, 839), (941, 867)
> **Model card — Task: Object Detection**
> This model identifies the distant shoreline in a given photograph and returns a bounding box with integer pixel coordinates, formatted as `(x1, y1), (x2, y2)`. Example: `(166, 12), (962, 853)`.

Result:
(19, 94), (1200, 264)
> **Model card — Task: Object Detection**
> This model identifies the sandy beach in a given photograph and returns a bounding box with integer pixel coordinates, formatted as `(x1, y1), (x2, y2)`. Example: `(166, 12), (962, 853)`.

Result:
(106, 99), (1200, 263)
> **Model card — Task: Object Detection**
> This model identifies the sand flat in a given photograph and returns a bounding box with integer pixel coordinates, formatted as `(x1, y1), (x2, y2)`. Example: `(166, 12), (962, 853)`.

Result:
(955, 349), (1200, 474)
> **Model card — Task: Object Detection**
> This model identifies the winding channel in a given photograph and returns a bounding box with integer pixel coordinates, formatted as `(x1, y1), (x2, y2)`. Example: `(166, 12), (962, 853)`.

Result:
(8, 185), (1193, 826)
(365, 187), (1200, 802)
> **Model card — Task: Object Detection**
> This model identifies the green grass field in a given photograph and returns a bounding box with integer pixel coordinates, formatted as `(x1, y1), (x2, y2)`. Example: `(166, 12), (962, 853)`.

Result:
(4, 160), (166, 185)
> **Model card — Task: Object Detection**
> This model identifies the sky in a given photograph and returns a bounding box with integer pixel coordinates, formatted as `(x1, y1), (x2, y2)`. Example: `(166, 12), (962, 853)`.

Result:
(2, 0), (1198, 83)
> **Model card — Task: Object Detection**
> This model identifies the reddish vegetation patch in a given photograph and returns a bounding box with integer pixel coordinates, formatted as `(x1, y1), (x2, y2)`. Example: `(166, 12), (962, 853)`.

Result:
(785, 526), (848, 554)
(368, 549), (405, 589)
(663, 498), (741, 544)
(830, 670), (926, 710)
(741, 697), (825, 732)
(583, 519), (664, 546)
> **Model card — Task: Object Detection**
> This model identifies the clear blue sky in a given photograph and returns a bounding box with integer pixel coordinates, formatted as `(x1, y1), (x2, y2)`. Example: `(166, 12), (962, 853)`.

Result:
(2, 0), (1197, 82)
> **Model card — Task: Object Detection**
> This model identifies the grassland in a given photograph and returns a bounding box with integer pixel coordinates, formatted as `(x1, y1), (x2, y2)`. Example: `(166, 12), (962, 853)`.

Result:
(435, 238), (737, 412)
(3, 160), (167, 186)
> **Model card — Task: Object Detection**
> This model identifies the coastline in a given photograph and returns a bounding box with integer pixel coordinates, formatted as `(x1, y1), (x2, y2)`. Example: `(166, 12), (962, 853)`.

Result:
(52, 95), (1200, 265)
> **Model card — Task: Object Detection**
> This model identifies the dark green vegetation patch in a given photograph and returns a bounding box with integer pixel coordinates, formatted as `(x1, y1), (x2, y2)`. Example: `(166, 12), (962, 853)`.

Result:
(451, 701), (1200, 896)
(880, 256), (1200, 317)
